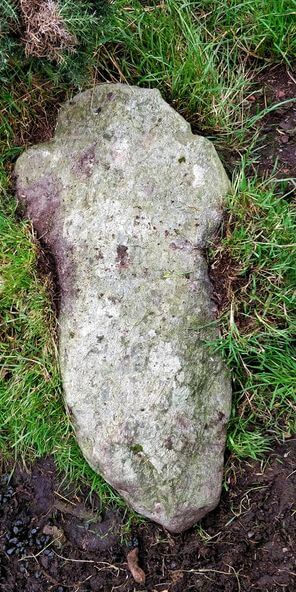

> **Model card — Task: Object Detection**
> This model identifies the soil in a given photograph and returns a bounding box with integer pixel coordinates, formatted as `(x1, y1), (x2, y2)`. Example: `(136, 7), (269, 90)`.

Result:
(2, 65), (295, 591)
(0, 441), (295, 592)
(255, 65), (296, 179)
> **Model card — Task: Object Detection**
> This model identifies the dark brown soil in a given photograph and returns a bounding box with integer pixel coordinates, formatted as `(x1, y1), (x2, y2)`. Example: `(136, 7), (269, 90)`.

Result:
(208, 219), (248, 317)
(256, 65), (296, 179)
(1, 441), (295, 592)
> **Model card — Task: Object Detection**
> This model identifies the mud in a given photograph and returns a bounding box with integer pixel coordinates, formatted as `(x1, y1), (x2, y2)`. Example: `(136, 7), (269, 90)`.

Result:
(1, 441), (295, 591)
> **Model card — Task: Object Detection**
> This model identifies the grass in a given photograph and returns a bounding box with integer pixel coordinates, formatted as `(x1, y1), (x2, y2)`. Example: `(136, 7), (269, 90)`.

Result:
(0, 0), (295, 505)
(98, 0), (296, 140)
(211, 168), (296, 458)
(100, 1), (249, 131)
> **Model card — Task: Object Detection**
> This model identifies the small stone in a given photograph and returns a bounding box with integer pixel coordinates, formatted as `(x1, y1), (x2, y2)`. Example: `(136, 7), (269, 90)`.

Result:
(6, 548), (15, 556)
(276, 89), (286, 99)
(15, 84), (232, 533)
(279, 133), (289, 144)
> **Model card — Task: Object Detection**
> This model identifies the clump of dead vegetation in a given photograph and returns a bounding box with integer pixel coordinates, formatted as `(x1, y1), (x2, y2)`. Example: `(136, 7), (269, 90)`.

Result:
(20, 0), (77, 59)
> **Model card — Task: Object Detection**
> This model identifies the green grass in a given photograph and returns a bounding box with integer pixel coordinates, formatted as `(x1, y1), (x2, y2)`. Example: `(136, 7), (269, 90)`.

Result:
(0, 0), (296, 504)
(211, 168), (296, 458)
(98, 0), (296, 139)
(195, 0), (296, 61)
(99, 0), (252, 141)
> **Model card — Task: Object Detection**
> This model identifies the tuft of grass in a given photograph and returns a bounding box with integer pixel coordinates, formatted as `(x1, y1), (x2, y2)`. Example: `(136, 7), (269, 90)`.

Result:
(1, 0), (108, 87)
(211, 166), (296, 458)
(195, 0), (296, 62)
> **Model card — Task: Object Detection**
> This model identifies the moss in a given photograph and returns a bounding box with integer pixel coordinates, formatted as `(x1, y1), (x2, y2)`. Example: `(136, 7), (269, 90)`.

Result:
(130, 443), (143, 454)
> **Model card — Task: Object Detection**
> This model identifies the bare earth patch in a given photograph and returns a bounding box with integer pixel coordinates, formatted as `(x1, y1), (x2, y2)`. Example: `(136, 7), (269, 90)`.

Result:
(0, 440), (295, 591)
(256, 65), (296, 179)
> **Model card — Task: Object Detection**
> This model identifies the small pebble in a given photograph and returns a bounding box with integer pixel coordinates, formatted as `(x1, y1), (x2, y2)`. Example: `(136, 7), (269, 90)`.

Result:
(6, 548), (15, 556)
(131, 534), (139, 548)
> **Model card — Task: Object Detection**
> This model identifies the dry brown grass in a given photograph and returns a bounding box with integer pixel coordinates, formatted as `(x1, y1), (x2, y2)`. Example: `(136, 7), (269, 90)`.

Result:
(20, 0), (77, 60)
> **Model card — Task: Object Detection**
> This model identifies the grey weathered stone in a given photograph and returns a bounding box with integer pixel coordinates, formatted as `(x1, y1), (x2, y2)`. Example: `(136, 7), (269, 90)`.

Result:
(15, 84), (232, 533)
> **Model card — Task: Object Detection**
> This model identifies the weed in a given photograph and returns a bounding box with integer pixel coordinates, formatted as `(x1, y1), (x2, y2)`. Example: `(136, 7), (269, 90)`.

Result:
(20, 0), (77, 59)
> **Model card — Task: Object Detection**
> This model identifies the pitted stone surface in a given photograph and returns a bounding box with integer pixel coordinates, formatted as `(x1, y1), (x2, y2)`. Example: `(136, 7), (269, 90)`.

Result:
(15, 84), (232, 532)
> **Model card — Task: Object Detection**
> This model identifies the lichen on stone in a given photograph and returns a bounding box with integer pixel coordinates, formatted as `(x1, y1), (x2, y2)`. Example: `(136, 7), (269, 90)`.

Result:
(15, 84), (232, 533)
